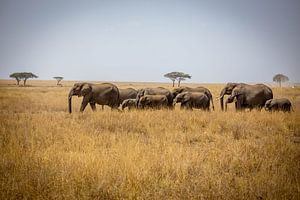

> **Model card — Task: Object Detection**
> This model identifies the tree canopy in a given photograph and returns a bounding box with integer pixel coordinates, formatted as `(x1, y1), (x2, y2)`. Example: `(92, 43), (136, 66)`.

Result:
(164, 72), (191, 87)
(273, 74), (289, 87)
(53, 76), (64, 86)
(9, 72), (38, 86)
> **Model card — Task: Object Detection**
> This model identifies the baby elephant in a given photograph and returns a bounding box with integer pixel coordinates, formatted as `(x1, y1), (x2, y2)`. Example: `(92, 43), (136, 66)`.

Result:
(121, 99), (137, 110)
(138, 95), (168, 109)
(265, 98), (292, 112)
(173, 92), (210, 111)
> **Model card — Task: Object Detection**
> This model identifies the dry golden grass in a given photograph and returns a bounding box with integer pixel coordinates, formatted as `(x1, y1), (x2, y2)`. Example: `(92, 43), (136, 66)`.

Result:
(0, 80), (299, 199)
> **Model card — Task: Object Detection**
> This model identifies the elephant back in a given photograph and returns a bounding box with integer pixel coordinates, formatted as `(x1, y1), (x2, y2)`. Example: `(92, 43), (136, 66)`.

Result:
(138, 87), (173, 107)
(119, 88), (138, 104)
(94, 83), (120, 108)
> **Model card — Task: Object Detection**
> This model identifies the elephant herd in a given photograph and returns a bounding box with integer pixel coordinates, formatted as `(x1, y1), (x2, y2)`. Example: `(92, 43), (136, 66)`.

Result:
(68, 82), (293, 113)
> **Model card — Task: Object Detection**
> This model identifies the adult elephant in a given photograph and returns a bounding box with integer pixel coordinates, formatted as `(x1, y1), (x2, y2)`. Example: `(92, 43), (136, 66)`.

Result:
(68, 82), (120, 113)
(138, 95), (168, 109)
(219, 83), (273, 111)
(173, 92), (210, 111)
(172, 86), (215, 110)
(136, 87), (173, 108)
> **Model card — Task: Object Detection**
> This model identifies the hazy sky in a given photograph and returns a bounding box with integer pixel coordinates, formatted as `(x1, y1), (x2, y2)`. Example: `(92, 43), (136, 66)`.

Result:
(0, 0), (299, 83)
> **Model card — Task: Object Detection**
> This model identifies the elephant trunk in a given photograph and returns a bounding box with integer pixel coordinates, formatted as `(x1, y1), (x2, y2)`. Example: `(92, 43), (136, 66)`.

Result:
(137, 101), (143, 109)
(68, 89), (73, 113)
(220, 88), (226, 111)
(172, 98), (177, 107)
(136, 97), (140, 108)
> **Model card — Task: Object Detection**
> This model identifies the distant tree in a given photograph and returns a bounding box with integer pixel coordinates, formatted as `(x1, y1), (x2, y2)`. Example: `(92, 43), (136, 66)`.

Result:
(53, 76), (64, 86)
(175, 72), (191, 87)
(164, 72), (177, 87)
(273, 73), (289, 87)
(9, 72), (38, 86)
(164, 71), (192, 87)
(9, 73), (21, 85)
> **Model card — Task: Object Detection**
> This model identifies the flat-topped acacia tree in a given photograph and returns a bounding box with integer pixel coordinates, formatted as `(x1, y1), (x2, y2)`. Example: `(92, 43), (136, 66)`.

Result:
(9, 72), (38, 86)
(164, 72), (192, 87)
(273, 74), (289, 87)
(53, 76), (64, 86)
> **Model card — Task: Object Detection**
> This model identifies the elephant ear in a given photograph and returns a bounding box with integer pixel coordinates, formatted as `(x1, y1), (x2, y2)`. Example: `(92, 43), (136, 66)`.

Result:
(182, 94), (190, 103)
(270, 100), (277, 108)
(265, 100), (271, 106)
(80, 84), (92, 97)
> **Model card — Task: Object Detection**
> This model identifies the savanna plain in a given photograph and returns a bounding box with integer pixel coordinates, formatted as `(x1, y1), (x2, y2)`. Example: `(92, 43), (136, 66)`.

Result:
(0, 80), (299, 200)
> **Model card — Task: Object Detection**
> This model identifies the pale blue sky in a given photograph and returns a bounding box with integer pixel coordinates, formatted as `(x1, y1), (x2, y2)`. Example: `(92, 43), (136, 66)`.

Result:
(0, 0), (299, 83)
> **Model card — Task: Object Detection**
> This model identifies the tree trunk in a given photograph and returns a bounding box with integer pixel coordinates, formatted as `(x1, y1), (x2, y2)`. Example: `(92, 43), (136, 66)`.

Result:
(16, 79), (20, 85)
(23, 79), (27, 86)
(178, 80), (181, 87)
(172, 81), (175, 87)
(279, 81), (281, 88)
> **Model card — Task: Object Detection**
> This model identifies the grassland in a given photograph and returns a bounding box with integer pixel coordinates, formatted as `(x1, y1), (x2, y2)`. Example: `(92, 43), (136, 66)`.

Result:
(0, 80), (299, 199)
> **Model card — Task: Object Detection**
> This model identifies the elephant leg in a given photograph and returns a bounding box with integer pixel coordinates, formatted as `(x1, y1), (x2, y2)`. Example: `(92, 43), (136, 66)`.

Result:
(110, 104), (121, 111)
(80, 100), (89, 112)
(180, 103), (187, 110)
(185, 102), (192, 110)
(90, 102), (96, 111)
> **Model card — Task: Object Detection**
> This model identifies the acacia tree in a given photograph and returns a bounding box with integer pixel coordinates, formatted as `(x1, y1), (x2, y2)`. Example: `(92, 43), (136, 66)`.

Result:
(164, 72), (177, 87)
(273, 74), (289, 87)
(176, 73), (191, 87)
(9, 73), (21, 85)
(164, 71), (192, 87)
(53, 76), (64, 86)
(9, 72), (38, 86)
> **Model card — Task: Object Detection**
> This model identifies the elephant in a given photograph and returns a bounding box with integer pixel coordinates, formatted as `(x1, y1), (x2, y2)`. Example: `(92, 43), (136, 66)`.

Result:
(172, 86), (215, 110)
(137, 95), (168, 109)
(136, 87), (173, 108)
(265, 98), (293, 112)
(101, 88), (137, 109)
(219, 83), (273, 111)
(121, 99), (137, 110)
(173, 92), (210, 111)
(119, 88), (138, 104)
(68, 82), (120, 113)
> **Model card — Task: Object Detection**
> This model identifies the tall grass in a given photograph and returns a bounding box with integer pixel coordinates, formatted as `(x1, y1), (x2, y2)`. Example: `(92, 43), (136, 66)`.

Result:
(0, 80), (299, 199)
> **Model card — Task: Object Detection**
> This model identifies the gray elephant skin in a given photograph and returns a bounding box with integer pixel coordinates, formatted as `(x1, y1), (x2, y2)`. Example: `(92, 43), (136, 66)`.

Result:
(121, 99), (137, 110)
(136, 87), (173, 108)
(172, 86), (215, 110)
(173, 92), (210, 110)
(265, 98), (292, 112)
(101, 88), (137, 109)
(68, 82), (120, 113)
(138, 95), (168, 109)
(119, 88), (138, 105)
(219, 83), (273, 111)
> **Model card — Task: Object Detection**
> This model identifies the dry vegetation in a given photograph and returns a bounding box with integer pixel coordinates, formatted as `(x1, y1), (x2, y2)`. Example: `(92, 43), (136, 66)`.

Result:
(0, 80), (299, 199)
